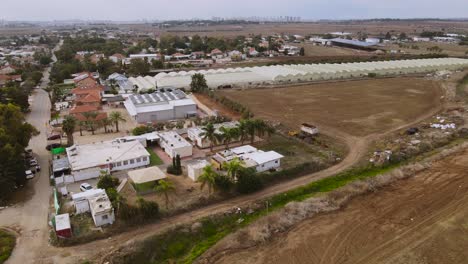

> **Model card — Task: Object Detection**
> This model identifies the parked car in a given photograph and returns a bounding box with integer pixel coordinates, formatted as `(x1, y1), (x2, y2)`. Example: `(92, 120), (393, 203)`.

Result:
(25, 170), (34, 180)
(46, 143), (62, 151)
(31, 165), (41, 173)
(29, 158), (38, 167)
(47, 134), (61, 140)
(80, 183), (93, 192)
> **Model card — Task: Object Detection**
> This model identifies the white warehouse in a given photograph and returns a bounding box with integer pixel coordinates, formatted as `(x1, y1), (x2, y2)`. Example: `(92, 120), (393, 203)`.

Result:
(124, 88), (197, 123)
(158, 131), (193, 158)
(154, 58), (468, 89)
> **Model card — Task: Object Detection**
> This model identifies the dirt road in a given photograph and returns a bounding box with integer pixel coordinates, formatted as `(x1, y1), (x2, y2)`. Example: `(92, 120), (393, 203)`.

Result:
(211, 146), (468, 264)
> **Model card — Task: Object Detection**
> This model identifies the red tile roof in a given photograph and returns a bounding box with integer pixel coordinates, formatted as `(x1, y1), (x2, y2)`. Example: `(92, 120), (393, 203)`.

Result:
(76, 90), (101, 103)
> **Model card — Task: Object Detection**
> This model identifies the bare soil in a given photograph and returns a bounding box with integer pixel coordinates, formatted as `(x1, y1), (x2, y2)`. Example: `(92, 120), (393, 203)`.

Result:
(218, 77), (442, 137)
(209, 146), (468, 264)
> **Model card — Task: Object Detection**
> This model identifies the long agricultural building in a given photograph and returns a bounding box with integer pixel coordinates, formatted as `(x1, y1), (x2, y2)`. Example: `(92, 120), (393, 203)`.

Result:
(154, 58), (468, 89)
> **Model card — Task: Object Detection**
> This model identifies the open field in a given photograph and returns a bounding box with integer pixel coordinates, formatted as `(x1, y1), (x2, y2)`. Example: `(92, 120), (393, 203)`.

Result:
(218, 77), (443, 137)
(209, 145), (468, 264)
(384, 42), (468, 57)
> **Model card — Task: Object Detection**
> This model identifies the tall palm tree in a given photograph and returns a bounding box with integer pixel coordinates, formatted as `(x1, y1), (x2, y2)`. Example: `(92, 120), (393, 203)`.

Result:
(154, 179), (176, 210)
(200, 123), (216, 152)
(82, 111), (98, 135)
(219, 126), (233, 150)
(238, 120), (249, 144)
(62, 115), (77, 146)
(223, 157), (244, 181)
(109, 111), (126, 132)
(101, 117), (113, 133)
(246, 119), (258, 144)
(197, 165), (218, 195)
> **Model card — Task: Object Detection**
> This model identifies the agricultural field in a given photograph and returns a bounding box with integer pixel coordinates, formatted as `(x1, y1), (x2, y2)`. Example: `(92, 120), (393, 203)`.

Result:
(209, 146), (468, 264)
(384, 42), (468, 57)
(218, 77), (443, 137)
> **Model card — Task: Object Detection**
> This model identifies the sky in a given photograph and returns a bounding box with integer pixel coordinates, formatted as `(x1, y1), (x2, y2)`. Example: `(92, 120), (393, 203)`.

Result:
(1, 0), (467, 21)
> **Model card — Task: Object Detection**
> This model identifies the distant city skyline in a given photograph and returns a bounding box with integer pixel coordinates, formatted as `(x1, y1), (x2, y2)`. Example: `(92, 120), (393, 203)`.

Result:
(1, 0), (467, 21)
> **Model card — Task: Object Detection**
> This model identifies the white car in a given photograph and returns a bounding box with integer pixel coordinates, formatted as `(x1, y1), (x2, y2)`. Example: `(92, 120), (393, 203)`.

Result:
(25, 170), (34, 180)
(80, 183), (93, 192)
(29, 158), (38, 167)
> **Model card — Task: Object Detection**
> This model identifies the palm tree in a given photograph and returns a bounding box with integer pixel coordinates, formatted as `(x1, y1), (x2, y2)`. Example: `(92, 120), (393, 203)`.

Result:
(109, 111), (126, 132)
(101, 117), (113, 133)
(246, 119), (258, 144)
(200, 123), (216, 152)
(197, 165), (218, 195)
(223, 157), (244, 181)
(154, 179), (176, 210)
(62, 115), (77, 146)
(82, 111), (98, 135)
(238, 120), (249, 144)
(219, 126), (233, 149)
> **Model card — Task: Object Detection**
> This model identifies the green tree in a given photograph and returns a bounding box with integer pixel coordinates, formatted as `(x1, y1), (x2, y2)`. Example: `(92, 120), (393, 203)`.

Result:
(0, 104), (38, 200)
(109, 111), (126, 132)
(197, 165), (218, 195)
(223, 157), (244, 181)
(82, 111), (98, 135)
(190, 73), (208, 93)
(299, 47), (305, 56)
(62, 115), (77, 146)
(238, 120), (249, 144)
(200, 123), (217, 152)
(136, 197), (160, 218)
(154, 179), (176, 209)
(97, 171), (120, 190)
(128, 58), (150, 76)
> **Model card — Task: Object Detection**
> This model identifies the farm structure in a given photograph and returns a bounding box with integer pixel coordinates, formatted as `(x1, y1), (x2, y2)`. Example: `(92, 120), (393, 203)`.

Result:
(155, 58), (468, 88)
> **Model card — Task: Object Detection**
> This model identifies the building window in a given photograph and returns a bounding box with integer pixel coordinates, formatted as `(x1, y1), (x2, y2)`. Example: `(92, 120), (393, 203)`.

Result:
(102, 215), (108, 220)
(117, 162), (122, 167)
(130, 159), (135, 164)
(136, 158), (141, 163)
(275, 160), (278, 164)
(142, 157), (148, 162)
(123, 160), (128, 165)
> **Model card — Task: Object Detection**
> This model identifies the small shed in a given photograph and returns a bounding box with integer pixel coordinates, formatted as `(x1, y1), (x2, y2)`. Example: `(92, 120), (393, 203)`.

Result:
(301, 123), (319, 135)
(128, 166), (167, 193)
(187, 160), (210, 181)
(55, 213), (72, 238)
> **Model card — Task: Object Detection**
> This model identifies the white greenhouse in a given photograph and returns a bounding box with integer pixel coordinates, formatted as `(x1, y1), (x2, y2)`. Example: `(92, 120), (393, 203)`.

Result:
(152, 58), (468, 89)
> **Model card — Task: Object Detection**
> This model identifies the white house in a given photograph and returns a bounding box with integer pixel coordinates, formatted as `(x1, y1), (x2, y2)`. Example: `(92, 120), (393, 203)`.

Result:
(88, 193), (115, 227)
(124, 89), (197, 123)
(66, 140), (150, 181)
(71, 189), (106, 214)
(187, 160), (210, 181)
(129, 54), (160, 62)
(158, 131), (193, 158)
(187, 121), (239, 149)
(211, 145), (283, 172)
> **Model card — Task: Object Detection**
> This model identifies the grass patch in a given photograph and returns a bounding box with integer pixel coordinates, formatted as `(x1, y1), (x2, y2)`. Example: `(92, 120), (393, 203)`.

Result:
(0, 230), (16, 264)
(146, 148), (164, 166)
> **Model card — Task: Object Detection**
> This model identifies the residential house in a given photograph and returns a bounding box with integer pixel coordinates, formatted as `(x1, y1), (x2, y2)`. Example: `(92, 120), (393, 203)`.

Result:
(158, 131), (193, 158)
(187, 121), (239, 149)
(89, 193), (115, 227)
(187, 159), (210, 181)
(71, 189), (107, 214)
(209, 48), (224, 59)
(66, 140), (150, 181)
(248, 47), (260, 57)
(211, 145), (283, 172)
(0, 74), (21, 87)
(109, 53), (126, 63)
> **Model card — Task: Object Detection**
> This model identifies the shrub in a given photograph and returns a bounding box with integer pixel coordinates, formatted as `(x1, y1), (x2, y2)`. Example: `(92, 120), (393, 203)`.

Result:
(97, 173), (120, 190)
(132, 125), (154, 136)
(214, 174), (233, 192)
(368, 72), (377, 78)
(236, 168), (263, 194)
(137, 198), (160, 219)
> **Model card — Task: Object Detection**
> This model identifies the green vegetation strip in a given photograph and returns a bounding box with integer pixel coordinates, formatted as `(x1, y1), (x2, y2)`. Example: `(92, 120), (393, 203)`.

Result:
(0, 230), (16, 264)
(121, 163), (399, 264)
(146, 148), (164, 166)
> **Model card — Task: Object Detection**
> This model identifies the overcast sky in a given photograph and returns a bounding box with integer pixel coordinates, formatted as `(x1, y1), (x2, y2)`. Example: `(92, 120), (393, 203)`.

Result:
(1, 0), (467, 21)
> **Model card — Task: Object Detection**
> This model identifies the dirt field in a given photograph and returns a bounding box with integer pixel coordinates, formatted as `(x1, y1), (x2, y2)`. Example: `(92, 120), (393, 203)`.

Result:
(218, 78), (442, 137)
(209, 145), (468, 264)
(384, 42), (468, 57)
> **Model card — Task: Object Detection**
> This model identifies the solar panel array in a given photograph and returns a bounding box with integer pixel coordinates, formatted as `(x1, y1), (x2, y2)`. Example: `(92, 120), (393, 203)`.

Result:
(129, 89), (187, 105)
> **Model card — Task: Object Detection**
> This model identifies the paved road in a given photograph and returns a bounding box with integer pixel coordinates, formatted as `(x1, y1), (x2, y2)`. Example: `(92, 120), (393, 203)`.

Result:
(0, 44), (58, 264)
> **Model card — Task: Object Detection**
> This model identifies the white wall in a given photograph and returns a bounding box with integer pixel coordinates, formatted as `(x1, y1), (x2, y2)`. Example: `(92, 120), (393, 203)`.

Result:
(74, 200), (90, 214)
(255, 159), (281, 172)
(111, 156), (150, 172)
(91, 210), (115, 227)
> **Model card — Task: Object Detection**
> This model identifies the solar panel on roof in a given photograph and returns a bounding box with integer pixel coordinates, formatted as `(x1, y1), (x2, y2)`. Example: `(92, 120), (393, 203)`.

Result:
(166, 92), (175, 100)
(143, 94), (152, 103)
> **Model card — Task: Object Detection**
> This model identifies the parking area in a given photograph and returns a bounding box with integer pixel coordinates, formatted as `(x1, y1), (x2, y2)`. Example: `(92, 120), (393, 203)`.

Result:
(63, 170), (129, 194)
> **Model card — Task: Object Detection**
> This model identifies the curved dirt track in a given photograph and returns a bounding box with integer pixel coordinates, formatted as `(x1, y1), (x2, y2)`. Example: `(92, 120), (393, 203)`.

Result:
(37, 79), (444, 263)
(211, 147), (468, 264)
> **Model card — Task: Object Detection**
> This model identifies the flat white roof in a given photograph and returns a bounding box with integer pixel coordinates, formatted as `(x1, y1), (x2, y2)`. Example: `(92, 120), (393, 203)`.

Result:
(55, 213), (71, 231)
(89, 193), (113, 214)
(71, 188), (106, 201)
(66, 140), (150, 171)
(231, 145), (257, 155)
(159, 131), (192, 149)
(128, 166), (166, 184)
(187, 159), (210, 169)
(242, 151), (284, 165)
